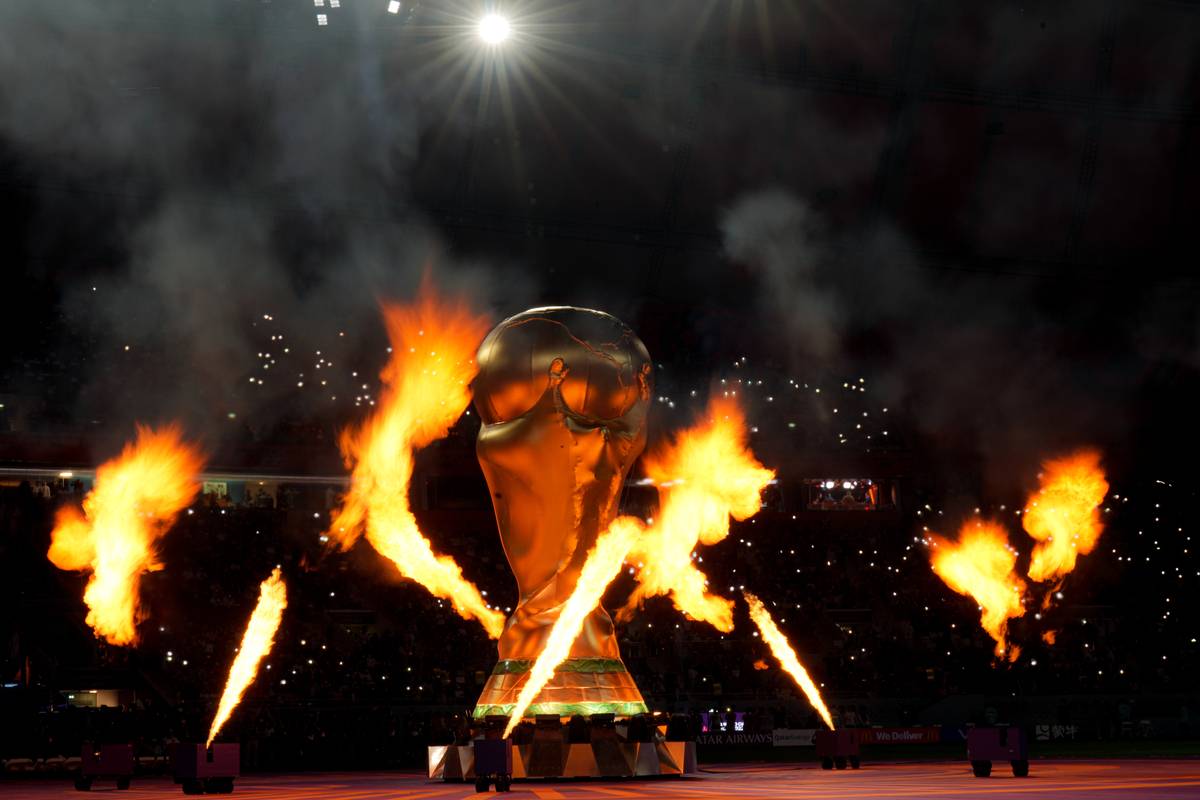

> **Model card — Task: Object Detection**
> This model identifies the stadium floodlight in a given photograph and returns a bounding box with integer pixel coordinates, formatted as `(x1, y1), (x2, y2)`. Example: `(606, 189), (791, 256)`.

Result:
(478, 13), (511, 45)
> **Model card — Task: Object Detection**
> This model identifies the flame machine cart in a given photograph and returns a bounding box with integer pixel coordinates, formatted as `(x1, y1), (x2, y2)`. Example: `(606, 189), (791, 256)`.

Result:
(814, 729), (860, 770)
(75, 742), (134, 791)
(967, 726), (1029, 777)
(473, 738), (514, 792)
(172, 743), (240, 794)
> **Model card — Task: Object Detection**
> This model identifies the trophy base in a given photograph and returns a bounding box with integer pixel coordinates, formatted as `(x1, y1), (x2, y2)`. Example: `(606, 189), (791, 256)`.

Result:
(473, 658), (648, 719)
(428, 737), (697, 780)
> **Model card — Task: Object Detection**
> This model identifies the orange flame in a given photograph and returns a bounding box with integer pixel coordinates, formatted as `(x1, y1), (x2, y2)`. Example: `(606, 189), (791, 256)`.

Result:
(501, 517), (645, 737)
(326, 286), (504, 639)
(207, 567), (287, 746)
(497, 398), (777, 733)
(620, 398), (775, 631)
(47, 425), (202, 645)
(744, 592), (833, 729)
(929, 520), (1026, 661)
(1023, 449), (1108, 584)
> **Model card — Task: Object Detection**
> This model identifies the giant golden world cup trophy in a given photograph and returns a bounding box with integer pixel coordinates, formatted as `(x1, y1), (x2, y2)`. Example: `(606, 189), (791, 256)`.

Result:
(471, 307), (651, 720)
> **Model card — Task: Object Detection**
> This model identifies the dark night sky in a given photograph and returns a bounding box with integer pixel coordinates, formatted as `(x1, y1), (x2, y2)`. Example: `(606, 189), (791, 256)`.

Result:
(0, 0), (1198, 485)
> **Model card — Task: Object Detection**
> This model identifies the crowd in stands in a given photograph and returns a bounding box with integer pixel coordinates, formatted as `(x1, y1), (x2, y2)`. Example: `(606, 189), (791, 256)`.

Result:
(1, 456), (1196, 771)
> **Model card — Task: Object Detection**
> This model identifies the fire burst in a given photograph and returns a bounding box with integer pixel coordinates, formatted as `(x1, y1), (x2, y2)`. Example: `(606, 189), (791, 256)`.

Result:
(502, 397), (778, 732)
(207, 567), (288, 747)
(501, 517), (645, 738)
(929, 520), (1026, 661)
(620, 398), (775, 631)
(1023, 449), (1108, 584)
(743, 592), (833, 729)
(326, 285), (504, 639)
(47, 425), (202, 645)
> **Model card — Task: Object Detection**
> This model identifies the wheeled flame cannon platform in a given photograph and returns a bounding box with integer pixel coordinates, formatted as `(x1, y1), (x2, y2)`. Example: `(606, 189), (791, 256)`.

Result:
(815, 729), (861, 770)
(172, 743), (240, 794)
(75, 742), (134, 791)
(967, 726), (1029, 777)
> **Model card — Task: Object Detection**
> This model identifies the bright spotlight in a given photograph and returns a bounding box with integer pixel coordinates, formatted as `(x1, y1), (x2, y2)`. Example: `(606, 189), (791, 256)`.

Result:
(478, 13), (510, 44)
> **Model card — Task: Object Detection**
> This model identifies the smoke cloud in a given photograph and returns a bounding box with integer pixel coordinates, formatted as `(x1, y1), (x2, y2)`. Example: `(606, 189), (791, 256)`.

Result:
(0, 1), (536, 445)
(1, 0), (1195, 483)
(718, 185), (1198, 487)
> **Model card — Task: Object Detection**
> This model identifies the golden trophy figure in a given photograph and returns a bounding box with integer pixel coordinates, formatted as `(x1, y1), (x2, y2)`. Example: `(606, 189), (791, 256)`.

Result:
(471, 307), (651, 720)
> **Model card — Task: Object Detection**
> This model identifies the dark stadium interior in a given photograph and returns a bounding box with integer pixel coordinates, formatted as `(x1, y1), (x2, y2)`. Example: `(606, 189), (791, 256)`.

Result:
(1, 0), (1198, 796)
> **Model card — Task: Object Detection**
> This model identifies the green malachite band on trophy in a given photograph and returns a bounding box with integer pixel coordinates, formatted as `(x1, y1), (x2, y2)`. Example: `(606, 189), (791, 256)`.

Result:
(472, 701), (650, 719)
(475, 657), (647, 719)
(490, 657), (629, 675)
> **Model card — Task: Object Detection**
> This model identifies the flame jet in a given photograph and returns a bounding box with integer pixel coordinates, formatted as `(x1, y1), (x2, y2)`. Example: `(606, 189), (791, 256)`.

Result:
(502, 397), (776, 731)
(929, 520), (1027, 661)
(47, 425), (202, 645)
(207, 568), (288, 746)
(326, 286), (504, 639)
(1023, 449), (1108, 584)
(743, 592), (833, 729)
(619, 397), (774, 631)
(501, 517), (645, 738)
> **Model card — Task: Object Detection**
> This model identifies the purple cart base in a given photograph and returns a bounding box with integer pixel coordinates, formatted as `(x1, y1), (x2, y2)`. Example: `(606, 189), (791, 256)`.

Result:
(966, 727), (1029, 778)
(814, 730), (861, 770)
(76, 742), (134, 791)
(472, 739), (514, 792)
(172, 743), (240, 795)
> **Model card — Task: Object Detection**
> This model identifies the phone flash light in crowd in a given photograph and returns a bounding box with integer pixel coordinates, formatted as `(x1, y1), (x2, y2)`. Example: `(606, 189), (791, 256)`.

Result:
(478, 13), (510, 44)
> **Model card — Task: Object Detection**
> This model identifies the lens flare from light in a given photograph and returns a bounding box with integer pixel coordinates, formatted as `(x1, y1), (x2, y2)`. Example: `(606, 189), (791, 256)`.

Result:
(478, 13), (510, 44)
(1023, 449), (1108, 584)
